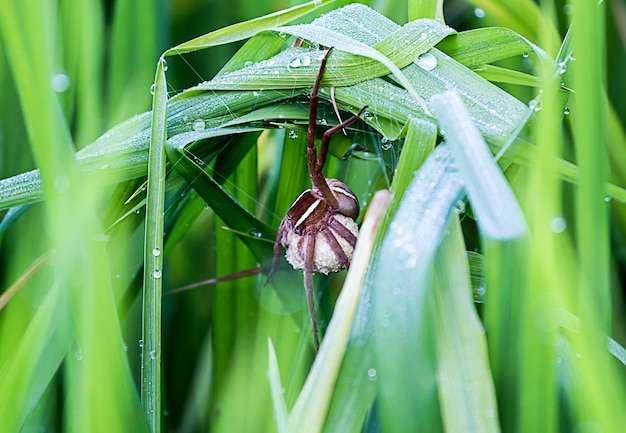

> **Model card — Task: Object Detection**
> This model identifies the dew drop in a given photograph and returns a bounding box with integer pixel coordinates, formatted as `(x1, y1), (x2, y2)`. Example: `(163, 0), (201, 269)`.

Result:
(474, 8), (486, 18)
(414, 52), (437, 71)
(289, 57), (302, 68)
(604, 196), (612, 203)
(288, 130), (299, 139)
(152, 248), (161, 257)
(192, 118), (206, 131)
(153, 270), (162, 279)
(317, 53), (326, 61)
(563, 4), (574, 15)
(381, 138), (392, 150)
(139, 339), (144, 348)
(301, 55), (311, 66)
(522, 52), (529, 59)
(75, 348), (84, 361)
(550, 216), (567, 233)
(529, 98), (543, 112)
(248, 228), (263, 238)
(453, 200), (466, 214)
(564, 107), (570, 115)
(149, 84), (156, 95)
(367, 368), (377, 380)
(273, 70), (280, 75)
(51, 72), (70, 93)
(149, 350), (156, 360)
(123, 343), (129, 352)
(244, 60), (254, 68)
(161, 58), (168, 71)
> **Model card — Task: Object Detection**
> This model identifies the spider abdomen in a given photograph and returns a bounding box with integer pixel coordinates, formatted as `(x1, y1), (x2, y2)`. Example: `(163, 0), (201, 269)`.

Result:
(283, 213), (359, 275)
(326, 178), (359, 220)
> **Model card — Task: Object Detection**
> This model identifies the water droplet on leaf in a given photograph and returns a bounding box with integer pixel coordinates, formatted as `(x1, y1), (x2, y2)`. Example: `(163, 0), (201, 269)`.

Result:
(51, 72), (70, 93)
(192, 119), (206, 131)
(414, 53), (437, 71)
(474, 8), (485, 18)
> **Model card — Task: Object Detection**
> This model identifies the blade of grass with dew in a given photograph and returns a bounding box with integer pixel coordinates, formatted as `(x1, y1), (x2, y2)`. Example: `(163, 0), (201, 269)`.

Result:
(0, 88), (292, 210)
(371, 144), (464, 433)
(430, 89), (529, 431)
(433, 214), (500, 433)
(321, 117), (437, 433)
(286, 191), (391, 433)
(141, 56), (168, 432)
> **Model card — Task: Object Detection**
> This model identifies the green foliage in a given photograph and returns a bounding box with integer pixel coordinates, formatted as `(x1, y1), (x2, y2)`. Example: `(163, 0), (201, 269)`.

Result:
(1, 0), (625, 432)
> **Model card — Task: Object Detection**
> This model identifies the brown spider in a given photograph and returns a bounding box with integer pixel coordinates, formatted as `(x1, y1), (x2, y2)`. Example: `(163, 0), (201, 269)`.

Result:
(265, 47), (367, 351)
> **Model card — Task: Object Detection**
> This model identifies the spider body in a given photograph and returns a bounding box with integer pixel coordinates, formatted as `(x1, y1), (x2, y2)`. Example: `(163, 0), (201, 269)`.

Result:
(265, 47), (367, 351)
(279, 178), (359, 274)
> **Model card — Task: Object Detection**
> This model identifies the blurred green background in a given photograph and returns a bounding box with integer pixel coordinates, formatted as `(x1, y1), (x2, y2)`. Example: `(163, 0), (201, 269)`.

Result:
(1, 0), (625, 432)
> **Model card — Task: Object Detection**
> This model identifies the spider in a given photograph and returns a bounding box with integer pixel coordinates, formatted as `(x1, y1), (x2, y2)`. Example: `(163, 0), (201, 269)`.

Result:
(265, 47), (367, 351)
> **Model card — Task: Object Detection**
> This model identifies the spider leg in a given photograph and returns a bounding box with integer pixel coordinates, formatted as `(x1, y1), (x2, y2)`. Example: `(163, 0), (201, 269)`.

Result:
(304, 230), (320, 351)
(307, 47), (338, 209)
(320, 226), (351, 270)
(315, 105), (368, 180)
(328, 216), (358, 248)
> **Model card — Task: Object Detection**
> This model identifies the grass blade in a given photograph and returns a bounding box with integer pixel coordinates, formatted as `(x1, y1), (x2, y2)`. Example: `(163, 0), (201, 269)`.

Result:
(372, 144), (464, 432)
(141, 57), (168, 432)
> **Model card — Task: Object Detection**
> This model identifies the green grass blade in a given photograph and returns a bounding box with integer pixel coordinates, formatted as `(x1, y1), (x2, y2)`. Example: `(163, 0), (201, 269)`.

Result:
(474, 64), (543, 87)
(430, 89), (529, 430)
(321, 117), (437, 433)
(436, 27), (545, 69)
(166, 0), (337, 55)
(141, 57), (168, 432)
(433, 215), (500, 433)
(571, 0), (610, 330)
(372, 144), (464, 432)
(268, 339), (290, 433)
